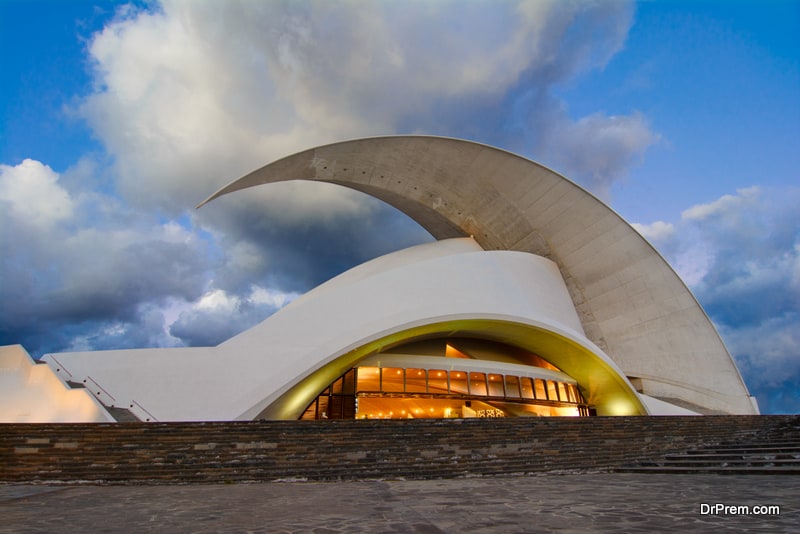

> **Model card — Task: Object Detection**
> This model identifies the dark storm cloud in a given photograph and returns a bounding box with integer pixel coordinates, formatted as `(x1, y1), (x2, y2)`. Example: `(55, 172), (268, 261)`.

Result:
(0, 160), (211, 357)
(197, 185), (432, 295)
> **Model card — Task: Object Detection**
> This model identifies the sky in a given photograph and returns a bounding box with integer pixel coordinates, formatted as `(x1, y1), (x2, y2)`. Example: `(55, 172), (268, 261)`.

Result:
(0, 0), (798, 414)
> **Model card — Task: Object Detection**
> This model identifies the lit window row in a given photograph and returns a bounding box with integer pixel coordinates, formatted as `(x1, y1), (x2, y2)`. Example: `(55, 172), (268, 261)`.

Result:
(355, 366), (584, 404)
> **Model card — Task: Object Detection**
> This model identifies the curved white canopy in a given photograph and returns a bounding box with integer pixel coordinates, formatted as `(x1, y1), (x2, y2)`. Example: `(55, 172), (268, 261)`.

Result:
(201, 136), (756, 414)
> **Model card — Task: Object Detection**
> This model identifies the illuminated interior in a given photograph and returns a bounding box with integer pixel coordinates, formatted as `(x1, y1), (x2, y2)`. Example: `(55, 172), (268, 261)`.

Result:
(300, 337), (592, 420)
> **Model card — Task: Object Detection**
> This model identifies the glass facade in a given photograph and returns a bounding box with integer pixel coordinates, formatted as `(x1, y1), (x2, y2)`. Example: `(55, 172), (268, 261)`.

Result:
(301, 368), (357, 420)
(302, 365), (591, 420)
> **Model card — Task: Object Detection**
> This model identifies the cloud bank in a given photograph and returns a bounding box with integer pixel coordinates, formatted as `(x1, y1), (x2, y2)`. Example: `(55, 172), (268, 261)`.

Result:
(79, 0), (649, 211)
(0, 0), (652, 353)
(637, 187), (800, 414)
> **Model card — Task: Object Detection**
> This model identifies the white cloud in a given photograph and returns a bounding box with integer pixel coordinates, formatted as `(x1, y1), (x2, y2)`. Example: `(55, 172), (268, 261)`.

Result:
(631, 220), (674, 243)
(681, 186), (760, 221)
(0, 159), (74, 228)
(77, 0), (645, 214)
(190, 285), (297, 314)
(195, 289), (238, 313)
(167, 284), (297, 346)
(249, 285), (299, 309)
(672, 241), (715, 287)
(543, 112), (659, 200)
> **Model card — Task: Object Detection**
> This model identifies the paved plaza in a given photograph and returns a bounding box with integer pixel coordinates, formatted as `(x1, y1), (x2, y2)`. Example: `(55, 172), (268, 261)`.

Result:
(1, 473), (797, 533)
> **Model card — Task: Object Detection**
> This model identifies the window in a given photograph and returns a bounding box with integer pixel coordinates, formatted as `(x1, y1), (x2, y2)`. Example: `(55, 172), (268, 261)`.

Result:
(428, 370), (448, 394)
(520, 377), (534, 399)
(342, 369), (356, 395)
(534, 379), (547, 400)
(469, 372), (487, 396)
(504, 375), (521, 398)
(450, 371), (468, 394)
(344, 364), (591, 421)
(356, 367), (380, 392)
(406, 368), (427, 393)
(547, 380), (559, 401)
(383, 368), (404, 392)
(487, 374), (505, 397)
(558, 382), (569, 403)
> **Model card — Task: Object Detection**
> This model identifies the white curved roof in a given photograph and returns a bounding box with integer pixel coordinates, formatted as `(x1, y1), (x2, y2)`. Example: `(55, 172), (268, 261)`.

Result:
(202, 136), (757, 415)
(40, 239), (646, 420)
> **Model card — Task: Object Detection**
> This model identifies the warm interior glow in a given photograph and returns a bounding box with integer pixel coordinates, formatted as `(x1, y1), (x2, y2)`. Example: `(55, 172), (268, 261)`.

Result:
(356, 397), (581, 419)
(325, 363), (590, 420)
(445, 344), (470, 359)
(260, 319), (648, 419)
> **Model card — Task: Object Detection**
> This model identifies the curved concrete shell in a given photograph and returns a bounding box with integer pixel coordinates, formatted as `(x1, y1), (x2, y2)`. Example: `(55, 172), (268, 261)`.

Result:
(201, 136), (757, 415)
(0, 136), (757, 423)
(4, 238), (644, 420)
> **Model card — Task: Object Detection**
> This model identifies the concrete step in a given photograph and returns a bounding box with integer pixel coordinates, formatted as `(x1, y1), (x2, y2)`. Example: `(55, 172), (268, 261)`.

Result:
(641, 459), (800, 468)
(616, 427), (800, 475)
(687, 446), (800, 454)
(616, 466), (800, 475)
(665, 452), (800, 460)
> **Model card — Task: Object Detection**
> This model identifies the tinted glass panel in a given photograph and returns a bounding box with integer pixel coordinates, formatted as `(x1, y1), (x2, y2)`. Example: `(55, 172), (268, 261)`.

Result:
(342, 369), (356, 395)
(383, 368), (405, 392)
(487, 374), (504, 396)
(519, 377), (534, 399)
(534, 379), (547, 399)
(356, 367), (380, 392)
(558, 382), (569, 403)
(450, 371), (468, 394)
(469, 372), (487, 396)
(406, 368), (427, 393)
(300, 398), (318, 420)
(504, 375), (521, 398)
(547, 380), (559, 401)
(317, 395), (330, 419)
(331, 377), (343, 395)
(428, 369), (448, 394)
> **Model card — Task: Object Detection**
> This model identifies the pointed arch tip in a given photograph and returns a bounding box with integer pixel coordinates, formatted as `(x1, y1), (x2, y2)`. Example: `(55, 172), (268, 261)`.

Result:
(196, 189), (225, 209)
(196, 187), (226, 209)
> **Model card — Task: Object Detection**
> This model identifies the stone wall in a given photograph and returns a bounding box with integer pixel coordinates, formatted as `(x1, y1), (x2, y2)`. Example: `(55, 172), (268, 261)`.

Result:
(1, 416), (796, 484)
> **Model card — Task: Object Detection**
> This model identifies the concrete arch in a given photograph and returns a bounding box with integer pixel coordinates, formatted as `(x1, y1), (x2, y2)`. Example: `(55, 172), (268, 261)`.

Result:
(200, 136), (757, 415)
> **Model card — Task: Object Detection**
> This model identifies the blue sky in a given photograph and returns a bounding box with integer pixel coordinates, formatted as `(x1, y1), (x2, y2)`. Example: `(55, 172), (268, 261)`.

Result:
(1, 0), (798, 414)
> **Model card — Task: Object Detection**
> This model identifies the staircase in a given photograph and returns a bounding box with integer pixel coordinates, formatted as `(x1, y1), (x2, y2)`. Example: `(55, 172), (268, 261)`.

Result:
(1, 416), (797, 484)
(616, 417), (800, 474)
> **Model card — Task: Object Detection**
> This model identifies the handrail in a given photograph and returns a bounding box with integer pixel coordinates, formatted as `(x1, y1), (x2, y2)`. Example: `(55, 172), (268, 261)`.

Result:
(48, 355), (73, 378)
(85, 376), (116, 402)
(129, 400), (159, 422)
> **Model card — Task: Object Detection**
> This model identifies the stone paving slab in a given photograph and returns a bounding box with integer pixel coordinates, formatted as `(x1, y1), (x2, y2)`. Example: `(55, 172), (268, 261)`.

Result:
(1, 474), (797, 533)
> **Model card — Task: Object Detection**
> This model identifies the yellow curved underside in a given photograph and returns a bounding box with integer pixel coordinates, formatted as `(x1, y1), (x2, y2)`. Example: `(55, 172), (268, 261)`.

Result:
(256, 319), (648, 419)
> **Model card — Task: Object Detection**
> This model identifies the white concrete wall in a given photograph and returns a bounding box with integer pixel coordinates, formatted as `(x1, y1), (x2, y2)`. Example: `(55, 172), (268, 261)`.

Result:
(39, 239), (640, 421)
(0, 345), (113, 423)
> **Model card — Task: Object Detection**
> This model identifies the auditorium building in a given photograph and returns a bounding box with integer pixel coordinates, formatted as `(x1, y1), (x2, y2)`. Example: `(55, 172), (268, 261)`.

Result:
(0, 136), (759, 422)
